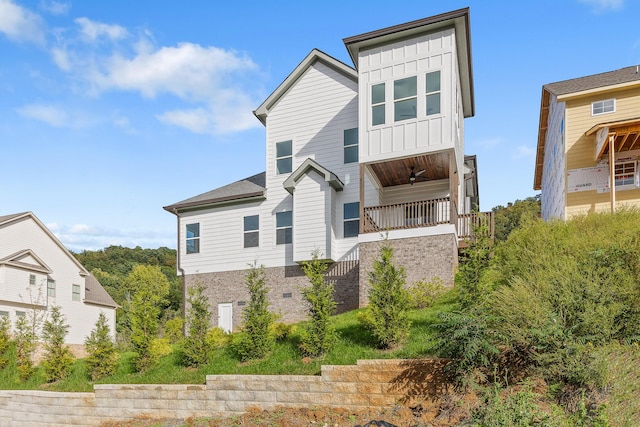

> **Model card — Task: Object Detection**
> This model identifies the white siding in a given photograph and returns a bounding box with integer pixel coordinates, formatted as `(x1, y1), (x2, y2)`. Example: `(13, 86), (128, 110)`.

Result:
(541, 95), (566, 220)
(0, 216), (116, 345)
(293, 171), (333, 262)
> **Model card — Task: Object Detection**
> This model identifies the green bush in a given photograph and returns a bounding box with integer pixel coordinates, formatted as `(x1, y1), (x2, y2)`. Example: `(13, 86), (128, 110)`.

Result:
(270, 322), (294, 343)
(85, 312), (118, 381)
(163, 317), (184, 344)
(205, 327), (231, 349)
(14, 315), (36, 381)
(41, 306), (75, 383)
(182, 284), (214, 368)
(150, 338), (173, 360)
(0, 316), (11, 370)
(408, 277), (446, 309)
(477, 383), (561, 427)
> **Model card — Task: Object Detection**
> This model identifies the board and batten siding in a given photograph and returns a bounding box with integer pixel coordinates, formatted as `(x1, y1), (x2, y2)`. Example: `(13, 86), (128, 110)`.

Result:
(357, 27), (458, 164)
(540, 94), (566, 220)
(564, 86), (640, 218)
(0, 216), (115, 345)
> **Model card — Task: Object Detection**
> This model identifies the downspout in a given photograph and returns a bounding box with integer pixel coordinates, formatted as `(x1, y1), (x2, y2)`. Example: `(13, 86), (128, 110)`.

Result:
(172, 208), (187, 330)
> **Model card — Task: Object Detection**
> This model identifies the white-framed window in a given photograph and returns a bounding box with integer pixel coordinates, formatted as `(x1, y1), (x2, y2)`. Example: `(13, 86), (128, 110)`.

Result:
(275, 211), (292, 245)
(0, 311), (8, 318)
(394, 76), (417, 121)
(243, 215), (259, 248)
(614, 160), (637, 189)
(344, 128), (358, 164)
(72, 284), (81, 301)
(343, 202), (360, 238)
(592, 99), (615, 115)
(275, 140), (292, 174)
(186, 223), (200, 254)
(426, 70), (441, 116)
(15, 311), (25, 318)
(47, 278), (56, 297)
(371, 83), (385, 126)
(29, 274), (35, 285)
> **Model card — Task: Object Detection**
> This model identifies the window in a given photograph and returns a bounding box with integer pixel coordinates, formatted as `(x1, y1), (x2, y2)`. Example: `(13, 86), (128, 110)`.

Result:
(276, 211), (292, 245)
(0, 311), (8, 318)
(371, 83), (385, 126)
(592, 99), (615, 115)
(276, 140), (292, 174)
(426, 70), (441, 116)
(16, 311), (25, 318)
(614, 160), (636, 189)
(394, 76), (417, 121)
(186, 223), (200, 254)
(344, 128), (358, 163)
(29, 274), (35, 285)
(72, 284), (81, 301)
(243, 215), (259, 248)
(47, 278), (55, 297)
(343, 202), (360, 238)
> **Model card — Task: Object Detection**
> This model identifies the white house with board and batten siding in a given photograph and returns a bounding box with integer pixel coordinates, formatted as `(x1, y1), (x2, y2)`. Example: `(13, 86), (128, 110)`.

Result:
(0, 212), (117, 354)
(165, 8), (493, 332)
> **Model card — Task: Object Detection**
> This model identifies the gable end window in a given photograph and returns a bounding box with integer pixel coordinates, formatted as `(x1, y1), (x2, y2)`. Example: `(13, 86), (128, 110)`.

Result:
(47, 278), (56, 298)
(29, 274), (35, 285)
(426, 70), (441, 116)
(343, 202), (360, 238)
(276, 211), (292, 245)
(592, 99), (615, 115)
(276, 140), (292, 174)
(394, 76), (417, 121)
(243, 215), (259, 248)
(344, 128), (358, 163)
(72, 284), (81, 301)
(371, 83), (385, 126)
(186, 223), (200, 254)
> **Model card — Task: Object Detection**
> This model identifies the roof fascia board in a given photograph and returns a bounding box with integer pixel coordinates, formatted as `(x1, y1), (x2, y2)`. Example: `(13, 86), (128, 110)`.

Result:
(167, 194), (266, 214)
(283, 158), (344, 194)
(534, 88), (552, 190)
(253, 49), (357, 125)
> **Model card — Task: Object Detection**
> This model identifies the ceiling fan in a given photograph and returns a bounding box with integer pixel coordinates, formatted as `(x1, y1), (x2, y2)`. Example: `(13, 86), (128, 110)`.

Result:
(409, 166), (427, 185)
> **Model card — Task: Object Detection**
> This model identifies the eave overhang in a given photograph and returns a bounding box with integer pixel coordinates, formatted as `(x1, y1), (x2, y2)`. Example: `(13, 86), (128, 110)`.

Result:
(163, 192), (266, 215)
(283, 158), (344, 195)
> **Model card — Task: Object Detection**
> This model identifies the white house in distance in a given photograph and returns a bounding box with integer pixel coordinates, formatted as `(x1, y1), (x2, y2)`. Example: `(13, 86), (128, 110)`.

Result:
(164, 8), (492, 332)
(0, 212), (117, 353)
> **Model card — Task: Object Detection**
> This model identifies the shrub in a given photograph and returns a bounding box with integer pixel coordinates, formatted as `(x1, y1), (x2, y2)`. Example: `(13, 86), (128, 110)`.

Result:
(0, 316), (11, 370)
(270, 322), (294, 343)
(182, 284), (214, 367)
(206, 327), (231, 349)
(14, 315), (36, 380)
(408, 277), (446, 309)
(233, 262), (275, 361)
(41, 306), (75, 383)
(163, 317), (184, 344)
(360, 243), (410, 349)
(298, 251), (337, 357)
(150, 338), (173, 359)
(85, 312), (118, 381)
(456, 224), (494, 310)
(478, 382), (560, 427)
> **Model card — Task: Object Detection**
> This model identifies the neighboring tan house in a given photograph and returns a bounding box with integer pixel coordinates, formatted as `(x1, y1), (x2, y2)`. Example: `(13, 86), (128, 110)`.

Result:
(0, 212), (117, 353)
(534, 65), (640, 220)
(165, 8), (491, 332)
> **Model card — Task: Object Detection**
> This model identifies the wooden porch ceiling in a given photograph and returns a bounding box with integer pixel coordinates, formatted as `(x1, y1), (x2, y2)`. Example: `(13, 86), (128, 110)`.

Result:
(368, 152), (450, 187)
(587, 118), (640, 160)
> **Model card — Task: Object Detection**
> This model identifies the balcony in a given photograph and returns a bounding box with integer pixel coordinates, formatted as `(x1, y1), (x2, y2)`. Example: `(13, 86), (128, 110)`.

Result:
(362, 197), (494, 244)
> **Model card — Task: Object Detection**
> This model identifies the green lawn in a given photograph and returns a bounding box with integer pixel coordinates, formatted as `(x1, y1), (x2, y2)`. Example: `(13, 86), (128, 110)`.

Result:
(0, 291), (458, 392)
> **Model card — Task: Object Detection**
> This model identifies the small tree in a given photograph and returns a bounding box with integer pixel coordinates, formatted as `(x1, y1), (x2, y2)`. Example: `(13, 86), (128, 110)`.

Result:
(41, 306), (75, 382)
(14, 314), (36, 380)
(361, 243), (410, 349)
(0, 316), (11, 369)
(299, 250), (337, 357)
(85, 312), (118, 381)
(182, 283), (213, 367)
(234, 262), (274, 361)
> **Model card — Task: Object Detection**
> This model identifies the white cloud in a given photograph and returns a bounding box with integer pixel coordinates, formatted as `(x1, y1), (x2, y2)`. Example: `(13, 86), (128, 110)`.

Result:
(74, 17), (128, 42)
(0, 0), (45, 44)
(39, 0), (70, 15)
(513, 145), (536, 161)
(578, 0), (624, 12)
(16, 103), (96, 128)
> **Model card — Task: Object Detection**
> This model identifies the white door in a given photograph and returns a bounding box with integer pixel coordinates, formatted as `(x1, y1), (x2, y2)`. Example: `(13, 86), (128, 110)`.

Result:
(218, 303), (233, 333)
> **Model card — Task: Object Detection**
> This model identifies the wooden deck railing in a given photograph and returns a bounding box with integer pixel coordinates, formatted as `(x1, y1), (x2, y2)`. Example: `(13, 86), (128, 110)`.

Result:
(457, 211), (495, 242)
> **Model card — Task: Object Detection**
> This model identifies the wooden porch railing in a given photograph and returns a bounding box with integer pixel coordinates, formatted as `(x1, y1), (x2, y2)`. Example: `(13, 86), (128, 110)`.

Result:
(457, 211), (495, 242)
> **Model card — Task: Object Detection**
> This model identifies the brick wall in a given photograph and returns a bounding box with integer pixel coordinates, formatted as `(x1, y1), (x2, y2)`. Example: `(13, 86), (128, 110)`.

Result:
(0, 359), (452, 427)
(359, 234), (458, 307)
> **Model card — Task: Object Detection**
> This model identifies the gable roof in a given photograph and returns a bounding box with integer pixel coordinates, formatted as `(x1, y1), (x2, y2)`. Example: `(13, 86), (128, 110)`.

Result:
(84, 274), (118, 308)
(253, 49), (357, 125)
(164, 172), (266, 214)
(343, 7), (474, 118)
(283, 158), (344, 195)
(0, 249), (53, 274)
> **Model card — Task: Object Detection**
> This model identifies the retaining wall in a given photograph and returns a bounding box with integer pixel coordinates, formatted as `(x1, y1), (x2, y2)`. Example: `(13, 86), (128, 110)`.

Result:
(0, 359), (451, 426)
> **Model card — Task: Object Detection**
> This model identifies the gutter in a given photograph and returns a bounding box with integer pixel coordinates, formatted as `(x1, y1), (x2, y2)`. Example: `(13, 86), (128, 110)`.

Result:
(169, 207), (187, 330)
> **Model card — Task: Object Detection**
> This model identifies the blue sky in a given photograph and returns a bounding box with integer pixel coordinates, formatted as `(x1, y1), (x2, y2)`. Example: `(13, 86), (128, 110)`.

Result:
(0, 0), (636, 252)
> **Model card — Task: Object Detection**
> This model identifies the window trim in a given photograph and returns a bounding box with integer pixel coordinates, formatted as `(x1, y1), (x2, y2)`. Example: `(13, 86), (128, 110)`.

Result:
(47, 278), (56, 298)
(275, 211), (293, 245)
(72, 284), (81, 301)
(343, 128), (358, 164)
(426, 70), (442, 116)
(393, 76), (417, 122)
(29, 274), (36, 285)
(243, 215), (259, 248)
(592, 99), (615, 116)
(275, 140), (293, 175)
(613, 160), (637, 190)
(371, 83), (386, 126)
(343, 202), (360, 238)
(186, 223), (200, 254)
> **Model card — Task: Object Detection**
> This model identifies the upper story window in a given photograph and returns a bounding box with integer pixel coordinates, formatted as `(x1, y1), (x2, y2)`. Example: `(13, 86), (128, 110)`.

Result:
(344, 128), (358, 164)
(186, 223), (200, 254)
(72, 284), (81, 301)
(343, 202), (360, 238)
(29, 274), (35, 285)
(394, 76), (417, 121)
(275, 211), (292, 245)
(614, 160), (636, 189)
(276, 140), (292, 174)
(47, 278), (56, 297)
(243, 215), (259, 248)
(592, 99), (615, 115)
(371, 83), (385, 126)
(426, 70), (441, 116)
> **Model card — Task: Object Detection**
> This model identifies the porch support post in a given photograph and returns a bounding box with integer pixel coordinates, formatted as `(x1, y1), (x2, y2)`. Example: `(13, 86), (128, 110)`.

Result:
(609, 135), (616, 213)
(359, 163), (364, 234)
(448, 150), (457, 232)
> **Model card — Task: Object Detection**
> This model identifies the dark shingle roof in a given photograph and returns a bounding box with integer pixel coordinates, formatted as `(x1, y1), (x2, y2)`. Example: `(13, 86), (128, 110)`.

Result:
(84, 274), (118, 308)
(0, 212), (28, 224)
(545, 65), (640, 96)
(164, 172), (266, 213)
